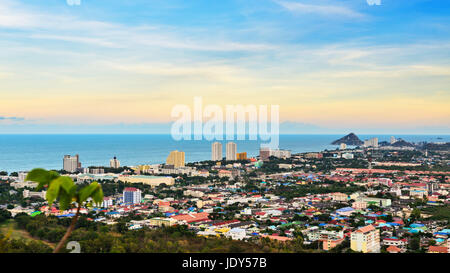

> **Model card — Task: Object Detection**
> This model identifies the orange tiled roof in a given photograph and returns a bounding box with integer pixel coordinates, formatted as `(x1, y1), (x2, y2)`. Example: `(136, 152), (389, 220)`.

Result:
(387, 246), (402, 253)
(356, 225), (375, 233)
(428, 246), (448, 253)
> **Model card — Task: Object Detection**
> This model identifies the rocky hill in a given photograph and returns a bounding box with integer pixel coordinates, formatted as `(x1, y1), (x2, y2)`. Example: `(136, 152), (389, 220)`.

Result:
(331, 133), (364, 146)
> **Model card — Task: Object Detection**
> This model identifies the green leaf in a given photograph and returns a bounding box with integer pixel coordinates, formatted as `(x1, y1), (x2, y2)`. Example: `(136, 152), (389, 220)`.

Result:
(78, 182), (100, 203)
(57, 176), (75, 193)
(92, 186), (104, 206)
(26, 168), (60, 191)
(46, 179), (62, 205)
(59, 190), (72, 211)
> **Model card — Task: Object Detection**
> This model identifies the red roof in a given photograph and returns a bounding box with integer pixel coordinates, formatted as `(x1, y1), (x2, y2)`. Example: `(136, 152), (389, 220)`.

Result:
(428, 246), (448, 253)
(212, 220), (240, 226)
(171, 212), (210, 223)
(124, 187), (139, 192)
(387, 246), (402, 253)
(260, 235), (293, 242)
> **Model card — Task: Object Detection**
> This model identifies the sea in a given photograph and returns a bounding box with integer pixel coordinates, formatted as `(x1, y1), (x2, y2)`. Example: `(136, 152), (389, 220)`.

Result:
(0, 134), (448, 173)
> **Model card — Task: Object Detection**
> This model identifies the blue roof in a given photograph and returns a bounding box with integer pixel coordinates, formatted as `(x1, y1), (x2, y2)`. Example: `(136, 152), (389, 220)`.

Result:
(58, 214), (75, 217)
(336, 207), (354, 212)
(107, 211), (119, 215)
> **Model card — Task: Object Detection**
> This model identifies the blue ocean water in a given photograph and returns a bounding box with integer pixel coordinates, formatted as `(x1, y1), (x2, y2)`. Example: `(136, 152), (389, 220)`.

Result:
(0, 134), (448, 173)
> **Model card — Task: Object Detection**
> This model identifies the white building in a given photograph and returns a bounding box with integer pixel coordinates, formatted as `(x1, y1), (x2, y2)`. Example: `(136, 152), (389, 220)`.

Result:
(123, 187), (142, 204)
(211, 142), (223, 161)
(23, 189), (46, 199)
(226, 228), (247, 240)
(350, 225), (380, 253)
(18, 172), (28, 182)
(110, 156), (120, 168)
(364, 138), (379, 148)
(102, 197), (114, 208)
(270, 149), (291, 159)
(342, 153), (354, 159)
(63, 154), (80, 173)
(226, 142), (237, 161)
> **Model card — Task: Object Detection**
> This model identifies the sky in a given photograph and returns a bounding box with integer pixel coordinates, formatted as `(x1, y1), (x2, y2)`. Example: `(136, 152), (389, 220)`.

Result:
(0, 0), (449, 134)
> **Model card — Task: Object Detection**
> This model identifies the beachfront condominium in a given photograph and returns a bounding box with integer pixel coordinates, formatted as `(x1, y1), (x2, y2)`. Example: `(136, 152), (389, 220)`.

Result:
(211, 142), (223, 161)
(364, 137), (379, 148)
(63, 154), (81, 173)
(350, 225), (380, 253)
(110, 156), (120, 168)
(226, 142), (237, 161)
(166, 150), (185, 168)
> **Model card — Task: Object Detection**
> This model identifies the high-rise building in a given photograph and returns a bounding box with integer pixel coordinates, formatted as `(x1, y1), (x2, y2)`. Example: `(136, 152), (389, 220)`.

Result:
(123, 187), (142, 204)
(18, 172), (28, 182)
(364, 138), (379, 148)
(166, 150), (185, 168)
(236, 152), (247, 160)
(226, 142), (237, 161)
(63, 154), (80, 173)
(350, 225), (380, 253)
(260, 147), (271, 161)
(110, 156), (120, 168)
(340, 143), (347, 150)
(211, 142), (223, 161)
(259, 147), (291, 161)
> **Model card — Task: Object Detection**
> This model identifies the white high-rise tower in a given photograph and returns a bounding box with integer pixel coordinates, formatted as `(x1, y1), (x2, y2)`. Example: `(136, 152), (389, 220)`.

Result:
(226, 142), (237, 161)
(211, 142), (223, 161)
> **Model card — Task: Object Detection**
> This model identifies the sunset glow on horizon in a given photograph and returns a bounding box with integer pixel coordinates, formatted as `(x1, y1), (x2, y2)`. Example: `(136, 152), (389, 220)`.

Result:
(1, 0), (449, 134)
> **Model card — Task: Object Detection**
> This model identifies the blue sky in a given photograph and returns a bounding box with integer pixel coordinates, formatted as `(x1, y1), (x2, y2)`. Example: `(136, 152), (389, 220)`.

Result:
(0, 0), (449, 134)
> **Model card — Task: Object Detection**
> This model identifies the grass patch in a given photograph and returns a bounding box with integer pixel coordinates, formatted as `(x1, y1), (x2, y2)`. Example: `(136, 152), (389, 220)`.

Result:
(421, 205), (450, 221)
(0, 220), (55, 248)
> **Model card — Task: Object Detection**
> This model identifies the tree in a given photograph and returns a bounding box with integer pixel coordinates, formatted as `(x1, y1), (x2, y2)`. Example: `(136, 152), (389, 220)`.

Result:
(409, 236), (421, 251)
(410, 208), (421, 222)
(26, 168), (104, 253)
(0, 209), (12, 223)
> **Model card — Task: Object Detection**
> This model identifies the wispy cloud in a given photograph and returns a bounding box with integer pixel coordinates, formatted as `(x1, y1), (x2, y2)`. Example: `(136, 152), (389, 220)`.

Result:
(0, 116), (25, 121)
(1, 1), (274, 53)
(274, 0), (365, 18)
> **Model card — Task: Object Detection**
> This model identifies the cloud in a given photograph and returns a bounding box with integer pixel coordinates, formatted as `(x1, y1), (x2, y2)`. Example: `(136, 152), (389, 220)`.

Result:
(367, 0), (381, 6)
(275, 0), (365, 18)
(0, 116), (25, 121)
(1, 1), (274, 53)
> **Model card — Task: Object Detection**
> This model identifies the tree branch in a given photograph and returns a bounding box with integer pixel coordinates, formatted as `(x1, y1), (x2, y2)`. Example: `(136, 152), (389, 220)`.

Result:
(53, 202), (82, 253)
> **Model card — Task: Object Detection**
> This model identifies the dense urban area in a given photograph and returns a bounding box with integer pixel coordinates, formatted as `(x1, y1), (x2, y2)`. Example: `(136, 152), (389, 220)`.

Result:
(1, 134), (449, 253)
